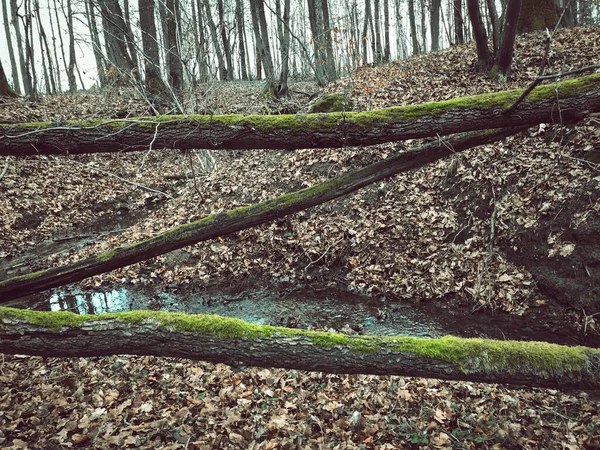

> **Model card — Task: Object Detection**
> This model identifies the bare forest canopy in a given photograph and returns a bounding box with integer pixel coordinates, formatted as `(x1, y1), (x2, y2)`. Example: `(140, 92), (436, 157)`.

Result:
(1, 0), (599, 99)
(1, 73), (600, 156)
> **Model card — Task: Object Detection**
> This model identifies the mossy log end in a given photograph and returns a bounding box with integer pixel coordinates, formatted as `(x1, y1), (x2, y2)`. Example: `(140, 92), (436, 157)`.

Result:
(1, 307), (599, 390)
(1, 74), (599, 156)
(0, 127), (525, 301)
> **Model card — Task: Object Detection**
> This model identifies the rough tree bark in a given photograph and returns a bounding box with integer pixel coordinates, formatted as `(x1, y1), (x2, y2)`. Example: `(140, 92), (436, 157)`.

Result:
(0, 61), (18, 97)
(0, 126), (542, 300)
(320, 0), (337, 81)
(308, 0), (326, 84)
(466, 0), (490, 69)
(165, 0), (184, 90)
(494, 0), (523, 79)
(1, 73), (599, 156)
(275, 0), (291, 98)
(0, 308), (599, 390)
(10, 0), (33, 96)
(430, 0), (442, 52)
(453, 0), (465, 45)
(2, 0), (21, 94)
(235, 0), (248, 81)
(217, 0), (233, 81)
(139, 0), (167, 98)
(85, 0), (106, 88)
(97, 0), (136, 78)
(408, 0), (420, 54)
(66, 0), (77, 91)
(383, 0), (390, 62)
(203, 0), (228, 81)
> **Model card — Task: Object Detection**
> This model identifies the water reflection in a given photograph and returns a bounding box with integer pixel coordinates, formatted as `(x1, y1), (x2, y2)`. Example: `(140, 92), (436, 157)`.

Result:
(16, 285), (594, 346)
(49, 289), (131, 314)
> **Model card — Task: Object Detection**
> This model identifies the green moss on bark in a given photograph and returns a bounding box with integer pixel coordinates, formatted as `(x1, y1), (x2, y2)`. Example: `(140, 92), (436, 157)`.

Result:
(1, 307), (598, 378)
(0, 268), (49, 287)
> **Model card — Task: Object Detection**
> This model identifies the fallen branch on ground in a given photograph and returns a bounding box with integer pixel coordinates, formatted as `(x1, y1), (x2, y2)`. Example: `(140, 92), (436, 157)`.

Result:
(0, 307), (598, 390)
(1, 74), (599, 155)
(0, 127), (526, 301)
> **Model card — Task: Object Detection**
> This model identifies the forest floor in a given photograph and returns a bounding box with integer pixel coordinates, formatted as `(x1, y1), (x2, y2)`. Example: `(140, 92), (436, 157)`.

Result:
(1, 27), (600, 448)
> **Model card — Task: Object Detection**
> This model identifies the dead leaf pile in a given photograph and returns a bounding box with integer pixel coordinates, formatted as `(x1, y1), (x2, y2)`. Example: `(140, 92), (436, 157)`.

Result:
(1, 354), (598, 449)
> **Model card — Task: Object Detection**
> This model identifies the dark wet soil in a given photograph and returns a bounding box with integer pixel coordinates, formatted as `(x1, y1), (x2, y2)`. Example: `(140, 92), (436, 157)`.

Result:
(0, 196), (167, 278)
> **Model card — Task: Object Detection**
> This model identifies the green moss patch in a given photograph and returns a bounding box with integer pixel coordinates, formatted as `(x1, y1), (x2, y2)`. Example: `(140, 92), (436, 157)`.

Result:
(309, 94), (353, 113)
(1, 307), (597, 377)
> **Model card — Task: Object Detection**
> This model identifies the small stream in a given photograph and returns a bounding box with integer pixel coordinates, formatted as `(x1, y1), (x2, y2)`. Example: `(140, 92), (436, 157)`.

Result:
(13, 285), (599, 347)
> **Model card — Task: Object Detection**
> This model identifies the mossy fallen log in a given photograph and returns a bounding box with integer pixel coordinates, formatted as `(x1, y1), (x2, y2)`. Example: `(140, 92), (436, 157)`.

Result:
(0, 306), (598, 390)
(0, 127), (525, 301)
(1, 74), (599, 155)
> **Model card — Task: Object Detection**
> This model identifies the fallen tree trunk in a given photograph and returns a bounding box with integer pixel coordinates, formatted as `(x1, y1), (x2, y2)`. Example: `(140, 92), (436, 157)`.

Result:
(0, 307), (598, 390)
(1, 74), (599, 155)
(0, 127), (526, 301)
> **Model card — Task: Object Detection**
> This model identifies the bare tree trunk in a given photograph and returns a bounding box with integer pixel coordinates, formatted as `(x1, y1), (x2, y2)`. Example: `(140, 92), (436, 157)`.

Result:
(66, 0), (77, 91)
(276, 0), (291, 97)
(34, 0), (52, 93)
(139, 0), (167, 98)
(383, 0), (391, 61)
(494, 0), (522, 80)
(35, 0), (56, 93)
(408, 0), (420, 54)
(256, 0), (274, 80)
(98, 0), (137, 79)
(420, 0), (427, 53)
(249, 0), (262, 79)
(165, 0), (184, 90)
(453, 0), (464, 44)
(235, 0), (248, 80)
(430, 0), (441, 52)
(466, 0), (490, 69)
(122, 0), (140, 72)
(320, 0), (337, 80)
(2, 307), (599, 390)
(203, 0), (228, 80)
(84, 0), (106, 87)
(2, 0), (21, 94)
(53, 0), (69, 88)
(485, 0), (500, 54)
(0, 61), (18, 97)
(218, 0), (234, 80)
(193, 0), (209, 82)
(373, 0), (383, 63)
(361, 0), (370, 63)
(395, 0), (408, 58)
(23, 0), (38, 98)
(348, 0), (360, 65)
(10, 0), (33, 96)
(307, 0), (326, 84)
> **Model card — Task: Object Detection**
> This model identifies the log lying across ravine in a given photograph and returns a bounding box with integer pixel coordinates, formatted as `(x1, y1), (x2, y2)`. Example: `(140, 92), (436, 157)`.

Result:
(0, 126), (526, 301)
(1, 73), (599, 155)
(1, 307), (599, 390)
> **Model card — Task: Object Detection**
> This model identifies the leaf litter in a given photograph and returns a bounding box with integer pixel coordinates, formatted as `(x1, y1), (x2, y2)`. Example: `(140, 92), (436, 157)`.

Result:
(1, 26), (600, 448)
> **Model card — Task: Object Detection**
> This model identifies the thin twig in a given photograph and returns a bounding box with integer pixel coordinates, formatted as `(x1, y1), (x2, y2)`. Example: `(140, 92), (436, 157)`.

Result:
(187, 150), (204, 200)
(506, 64), (600, 114)
(137, 122), (161, 171)
(0, 157), (9, 181)
(537, 29), (552, 77)
(304, 237), (344, 275)
(67, 158), (173, 199)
